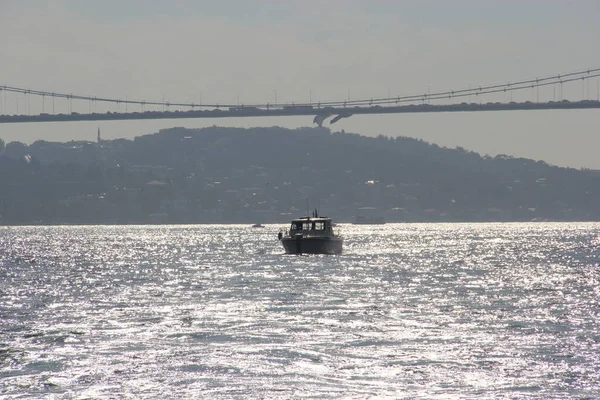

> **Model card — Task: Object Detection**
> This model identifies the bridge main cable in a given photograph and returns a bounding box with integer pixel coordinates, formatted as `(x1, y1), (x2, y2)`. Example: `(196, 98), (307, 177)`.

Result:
(1, 68), (599, 111)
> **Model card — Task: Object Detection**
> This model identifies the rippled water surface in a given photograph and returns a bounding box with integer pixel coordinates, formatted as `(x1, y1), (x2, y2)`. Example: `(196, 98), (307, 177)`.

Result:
(1, 223), (600, 399)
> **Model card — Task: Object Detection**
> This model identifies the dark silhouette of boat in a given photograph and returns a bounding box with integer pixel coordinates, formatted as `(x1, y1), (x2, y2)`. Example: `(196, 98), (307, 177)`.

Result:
(251, 223), (264, 228)
(278, 209), (343, 254)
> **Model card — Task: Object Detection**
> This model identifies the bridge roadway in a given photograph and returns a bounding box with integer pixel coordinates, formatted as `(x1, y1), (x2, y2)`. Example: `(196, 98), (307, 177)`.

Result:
(1, 100), (599, 124)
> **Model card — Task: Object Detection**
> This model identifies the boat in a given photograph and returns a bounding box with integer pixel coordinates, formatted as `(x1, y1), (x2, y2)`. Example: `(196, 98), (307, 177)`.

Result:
(251, 223), (264, 228)
(352, 215), (385, 225)
(277, 209), (343, 254)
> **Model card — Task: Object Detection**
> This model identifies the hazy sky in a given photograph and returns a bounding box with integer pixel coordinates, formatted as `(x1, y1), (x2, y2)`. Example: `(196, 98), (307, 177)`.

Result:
(1, 0), (600, 168)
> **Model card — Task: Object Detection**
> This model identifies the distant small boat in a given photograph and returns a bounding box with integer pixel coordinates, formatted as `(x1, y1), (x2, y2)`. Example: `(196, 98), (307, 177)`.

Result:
(353, 215), (385, 225)
(278, 209), (343, 255)
(251, 223), (264, 228)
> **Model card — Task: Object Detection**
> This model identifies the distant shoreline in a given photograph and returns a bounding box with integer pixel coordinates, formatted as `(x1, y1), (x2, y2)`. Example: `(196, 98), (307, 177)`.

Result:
(3, 219), (600, 228)
(3, 126), (600, 224)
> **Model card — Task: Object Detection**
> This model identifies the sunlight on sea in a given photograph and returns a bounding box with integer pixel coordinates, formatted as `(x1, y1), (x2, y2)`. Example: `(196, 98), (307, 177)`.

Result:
(1, 223), (599, 399)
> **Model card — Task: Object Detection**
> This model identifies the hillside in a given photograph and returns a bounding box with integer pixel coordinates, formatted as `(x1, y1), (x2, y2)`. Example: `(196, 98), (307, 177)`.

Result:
(1, 126), (600, 224)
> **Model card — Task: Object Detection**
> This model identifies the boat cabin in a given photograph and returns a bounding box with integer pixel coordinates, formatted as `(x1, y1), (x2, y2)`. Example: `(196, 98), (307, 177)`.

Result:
(289, 217), (334, 235)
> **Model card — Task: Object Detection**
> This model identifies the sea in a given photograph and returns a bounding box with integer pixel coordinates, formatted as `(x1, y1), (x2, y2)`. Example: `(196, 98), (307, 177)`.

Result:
(1, 223), (599, 399)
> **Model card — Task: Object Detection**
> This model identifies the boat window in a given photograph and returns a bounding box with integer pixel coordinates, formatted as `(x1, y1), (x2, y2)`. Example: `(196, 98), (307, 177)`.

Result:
(302, 222), (311, 230)
(315, 222), (325, 230)
(291, 223), (299, 230)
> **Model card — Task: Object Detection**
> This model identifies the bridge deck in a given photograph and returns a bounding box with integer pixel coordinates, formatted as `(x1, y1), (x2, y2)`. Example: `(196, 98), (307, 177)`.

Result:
(1, 100), (599, 123)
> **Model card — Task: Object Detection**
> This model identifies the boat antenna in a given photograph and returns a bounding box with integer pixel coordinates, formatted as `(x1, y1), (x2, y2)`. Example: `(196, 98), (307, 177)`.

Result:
(306, 198), (309, 217)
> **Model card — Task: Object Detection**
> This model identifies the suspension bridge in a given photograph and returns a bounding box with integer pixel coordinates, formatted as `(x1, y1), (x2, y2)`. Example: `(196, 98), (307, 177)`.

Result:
(1, 68), (599, 125)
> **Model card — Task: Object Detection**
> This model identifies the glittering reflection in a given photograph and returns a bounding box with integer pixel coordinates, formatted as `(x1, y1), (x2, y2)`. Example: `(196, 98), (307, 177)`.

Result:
(1, 223), (600, 398)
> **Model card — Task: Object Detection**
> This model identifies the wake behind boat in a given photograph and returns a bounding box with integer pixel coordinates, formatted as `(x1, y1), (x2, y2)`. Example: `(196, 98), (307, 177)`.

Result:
(278, 209), (343, 254)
